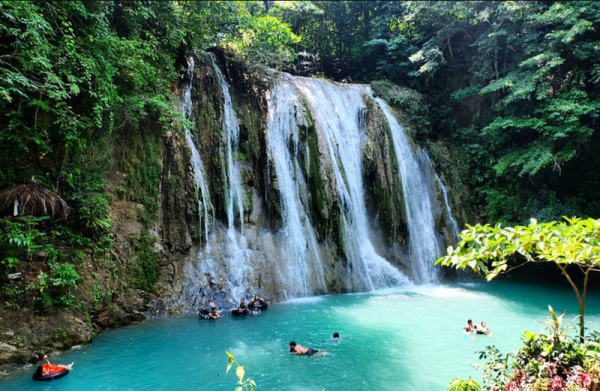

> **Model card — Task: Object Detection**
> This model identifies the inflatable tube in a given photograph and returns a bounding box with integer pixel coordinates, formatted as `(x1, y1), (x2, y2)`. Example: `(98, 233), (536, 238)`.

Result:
(231, 309), (248, 316)
(198, 309), (210, 319)
(249, 300), (268, 311)
(32, 365), (69, 381)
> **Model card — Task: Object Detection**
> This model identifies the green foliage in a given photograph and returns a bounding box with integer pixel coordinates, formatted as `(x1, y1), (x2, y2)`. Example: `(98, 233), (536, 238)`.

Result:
(121, 132), (162, 225)
(0, 216), (49, 272)
(437, 217), (600, 281)
(52, 327), (64, 342)
(446, 377), (481, 391)
(226, 14), (300, 69)
(226, 351), (257, 391)
(92, 282), (112, 309)
(129, 232), (158, 293)
(0, 216), (81, 308)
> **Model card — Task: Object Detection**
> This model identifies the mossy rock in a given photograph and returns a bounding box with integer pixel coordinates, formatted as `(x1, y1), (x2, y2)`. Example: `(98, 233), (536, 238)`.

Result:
(371, 80), (431, 139)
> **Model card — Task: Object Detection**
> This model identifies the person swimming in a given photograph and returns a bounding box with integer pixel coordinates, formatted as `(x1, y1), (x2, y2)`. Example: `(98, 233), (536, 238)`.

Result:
(464, 319), (477, 334)
(333, 332), (340, 342)
(208, 306), (220, 319)
(477, 321), (493, 336)
(289, 341), (326, 358)
(249, 301), (261, 315)
(238, 298), (247, 313)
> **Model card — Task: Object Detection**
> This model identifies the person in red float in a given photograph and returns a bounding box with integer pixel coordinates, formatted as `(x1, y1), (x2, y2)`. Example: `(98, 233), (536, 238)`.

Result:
(37, 352), (74, 375)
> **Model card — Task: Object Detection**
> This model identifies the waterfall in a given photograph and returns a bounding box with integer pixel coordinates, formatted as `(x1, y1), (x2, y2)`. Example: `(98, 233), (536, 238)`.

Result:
(274, 77), (408, 290)
(206, 53), (249, 302)
(182, 55), (211, 245)
(421, 151), (461, 240)
(176, 58), (460, 310)
(437, 175), (461, 240)
(266, 81), (327, 297)
(375, 98), (441, 283)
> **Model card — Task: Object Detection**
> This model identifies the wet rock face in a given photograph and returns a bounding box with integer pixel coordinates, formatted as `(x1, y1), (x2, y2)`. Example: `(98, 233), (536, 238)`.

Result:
(361, 96), (409, 247)
(0, 342), (18, 363)
(161, 131), (195, 253)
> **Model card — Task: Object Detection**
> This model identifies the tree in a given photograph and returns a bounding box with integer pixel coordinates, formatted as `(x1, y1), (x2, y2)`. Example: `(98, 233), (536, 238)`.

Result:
(436, 217), (600, 342)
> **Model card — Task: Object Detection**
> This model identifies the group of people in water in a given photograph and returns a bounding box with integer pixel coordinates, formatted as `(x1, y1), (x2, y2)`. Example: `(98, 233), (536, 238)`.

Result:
(202, 295), (266, 319)
(463, 319), (493, 336)
(33, 311), (491, 382)
(235, 296), (265, 315)
(200, 294), (337, 358)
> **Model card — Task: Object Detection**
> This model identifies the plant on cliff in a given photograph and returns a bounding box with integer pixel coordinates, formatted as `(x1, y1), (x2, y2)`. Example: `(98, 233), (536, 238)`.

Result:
(130, 232), (158, 293)
(447, 307), (600, 391)
(0, 216), (80, 308)
(436, 217), (600, 342)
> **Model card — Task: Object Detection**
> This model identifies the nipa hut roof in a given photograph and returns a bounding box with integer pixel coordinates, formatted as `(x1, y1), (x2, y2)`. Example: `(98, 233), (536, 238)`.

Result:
(0, 182), (69, 222)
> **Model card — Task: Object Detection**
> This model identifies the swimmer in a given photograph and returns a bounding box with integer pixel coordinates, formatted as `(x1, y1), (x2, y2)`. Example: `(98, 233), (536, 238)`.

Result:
(478, 321), (493, 336)
(333, 332), (340, 342)
(208, 307), (220, 319)
(464, 319), (477, 334)
(289, 341), (326, 358)
(249, 301), (261, 315)
(238, 298), (247, 313)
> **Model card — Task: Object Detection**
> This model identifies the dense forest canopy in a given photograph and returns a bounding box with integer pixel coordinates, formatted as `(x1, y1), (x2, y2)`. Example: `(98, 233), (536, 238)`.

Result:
(1, 0), (599, 236)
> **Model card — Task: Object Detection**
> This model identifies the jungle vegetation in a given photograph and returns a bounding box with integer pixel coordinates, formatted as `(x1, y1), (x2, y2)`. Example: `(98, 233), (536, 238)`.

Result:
(0, 0), (598, 312)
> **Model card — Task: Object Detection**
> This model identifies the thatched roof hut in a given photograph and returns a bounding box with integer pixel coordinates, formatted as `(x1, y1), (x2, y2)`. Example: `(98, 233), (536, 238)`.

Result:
(0, 182), (69, 222)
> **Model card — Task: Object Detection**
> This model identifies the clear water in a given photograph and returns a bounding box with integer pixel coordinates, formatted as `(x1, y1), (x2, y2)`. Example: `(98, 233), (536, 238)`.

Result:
(4, 281), (599, 391)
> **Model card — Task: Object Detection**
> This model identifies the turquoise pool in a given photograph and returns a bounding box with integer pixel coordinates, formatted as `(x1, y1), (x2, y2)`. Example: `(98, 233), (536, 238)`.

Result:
(2, 280), (599, 391)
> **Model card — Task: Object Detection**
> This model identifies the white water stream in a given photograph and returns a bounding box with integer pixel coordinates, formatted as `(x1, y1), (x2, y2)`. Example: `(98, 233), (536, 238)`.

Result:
(182, 56), (211, 246)
(206, 53), (249, 302)
(422, 150), (462, 240)
(375, 98), (442, 283)
(268, 77), (409, 291)
(266, 80), (328, 297)
(183, 59), (459, 303)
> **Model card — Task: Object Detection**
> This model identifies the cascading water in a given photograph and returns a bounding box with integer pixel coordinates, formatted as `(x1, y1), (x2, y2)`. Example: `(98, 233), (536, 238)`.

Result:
(265, 81), (327, 297)
(421, 151), (461, 240)
(206, 53), (249, 302)
(375, 98), (442, 283)
(436, 175), (461, 240)
(183, 56), (211, 246)
(177, 58), (460, 309)
(284, 77), (409, 290)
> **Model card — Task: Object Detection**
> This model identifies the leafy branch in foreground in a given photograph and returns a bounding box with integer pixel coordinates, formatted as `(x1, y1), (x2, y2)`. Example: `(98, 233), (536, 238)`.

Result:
(437, 217), (600, 342)
(226, 351), (256, 391)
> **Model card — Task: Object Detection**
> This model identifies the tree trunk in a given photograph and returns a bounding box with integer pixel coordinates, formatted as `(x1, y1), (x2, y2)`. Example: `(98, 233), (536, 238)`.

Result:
(558, 264), (585, 342)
